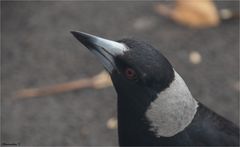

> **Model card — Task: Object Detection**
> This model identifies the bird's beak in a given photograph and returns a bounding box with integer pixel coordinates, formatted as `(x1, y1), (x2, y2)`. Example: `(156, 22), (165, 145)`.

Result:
(71, 31), (127, 73)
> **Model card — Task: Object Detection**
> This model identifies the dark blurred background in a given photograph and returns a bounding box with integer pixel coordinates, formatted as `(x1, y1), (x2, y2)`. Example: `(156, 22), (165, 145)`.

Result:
(1, 1), (239, 146)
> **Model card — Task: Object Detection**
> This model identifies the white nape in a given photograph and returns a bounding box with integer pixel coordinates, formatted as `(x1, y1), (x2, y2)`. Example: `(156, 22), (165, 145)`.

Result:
(145, 70), (198, 137)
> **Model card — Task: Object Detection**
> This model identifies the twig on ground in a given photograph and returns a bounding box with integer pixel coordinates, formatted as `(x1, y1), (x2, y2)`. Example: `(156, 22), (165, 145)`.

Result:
(14, 71), (112, 100)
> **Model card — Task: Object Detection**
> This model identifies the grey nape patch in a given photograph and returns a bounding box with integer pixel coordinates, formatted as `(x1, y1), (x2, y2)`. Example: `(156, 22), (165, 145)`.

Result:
(145, 70), (198, 137)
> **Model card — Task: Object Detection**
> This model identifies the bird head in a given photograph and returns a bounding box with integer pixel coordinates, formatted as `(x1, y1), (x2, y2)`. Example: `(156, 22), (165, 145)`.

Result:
(71, 32), (175, 114)
(71, 31), (174, 97)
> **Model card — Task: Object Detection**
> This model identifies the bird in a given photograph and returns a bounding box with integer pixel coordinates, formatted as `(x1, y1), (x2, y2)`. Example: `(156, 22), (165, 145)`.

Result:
(71, 31), (239, 146)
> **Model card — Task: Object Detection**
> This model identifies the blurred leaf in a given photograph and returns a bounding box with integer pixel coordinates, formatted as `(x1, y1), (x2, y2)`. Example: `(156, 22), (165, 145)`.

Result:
(155, 0), (220, 28)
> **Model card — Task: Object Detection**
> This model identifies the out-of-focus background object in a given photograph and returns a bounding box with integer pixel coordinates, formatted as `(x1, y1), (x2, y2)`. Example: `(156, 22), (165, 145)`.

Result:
(15, 71), (111, 99)
(1, 1), (239, 146)
(155, 0), (239, 28)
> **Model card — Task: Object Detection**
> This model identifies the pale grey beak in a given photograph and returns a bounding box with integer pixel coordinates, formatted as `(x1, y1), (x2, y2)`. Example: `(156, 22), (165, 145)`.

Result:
(71, 31), (127, 72)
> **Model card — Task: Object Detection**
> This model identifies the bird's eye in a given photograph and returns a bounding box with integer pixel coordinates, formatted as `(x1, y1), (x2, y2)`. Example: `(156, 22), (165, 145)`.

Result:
(124, 68), (137, 80)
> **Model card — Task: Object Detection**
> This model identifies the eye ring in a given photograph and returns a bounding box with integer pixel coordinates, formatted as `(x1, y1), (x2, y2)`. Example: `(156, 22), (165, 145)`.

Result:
(124, 68), (137, 80)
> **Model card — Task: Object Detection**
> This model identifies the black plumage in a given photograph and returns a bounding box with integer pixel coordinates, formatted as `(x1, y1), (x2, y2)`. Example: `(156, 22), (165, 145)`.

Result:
(71, 31), (239, 146)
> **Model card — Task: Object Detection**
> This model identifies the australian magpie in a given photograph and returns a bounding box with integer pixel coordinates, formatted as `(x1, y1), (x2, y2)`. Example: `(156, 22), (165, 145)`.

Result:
(71, 31), (239, 146)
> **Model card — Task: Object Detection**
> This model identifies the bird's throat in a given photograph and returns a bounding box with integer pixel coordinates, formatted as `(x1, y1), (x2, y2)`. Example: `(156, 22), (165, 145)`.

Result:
(117, 97), (157, 146)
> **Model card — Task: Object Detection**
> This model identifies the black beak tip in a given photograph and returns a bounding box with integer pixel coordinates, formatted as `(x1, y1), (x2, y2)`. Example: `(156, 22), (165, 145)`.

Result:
(70, 31), (81, 39)
(70, 31), (94, 45)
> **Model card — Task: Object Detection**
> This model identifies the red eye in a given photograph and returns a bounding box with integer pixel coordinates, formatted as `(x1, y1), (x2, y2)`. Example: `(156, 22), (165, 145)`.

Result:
(124, 68), (137, 80)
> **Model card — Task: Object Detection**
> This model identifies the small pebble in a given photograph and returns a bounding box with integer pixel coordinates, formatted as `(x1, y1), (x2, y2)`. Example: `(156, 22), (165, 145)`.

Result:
(189, 51), (202, 64)
(219, 9), (233, 20)
(106, 117), (118, 130)
(233, 81), (240, 91)
(133, 17), (156, 31)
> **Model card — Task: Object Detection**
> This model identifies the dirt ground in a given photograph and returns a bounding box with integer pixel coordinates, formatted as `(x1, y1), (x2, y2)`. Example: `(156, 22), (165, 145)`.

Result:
(1, 1), (239, 146)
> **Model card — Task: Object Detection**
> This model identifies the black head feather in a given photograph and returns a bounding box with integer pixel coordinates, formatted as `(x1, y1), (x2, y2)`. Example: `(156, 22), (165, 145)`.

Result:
(113, 39), (174, 94)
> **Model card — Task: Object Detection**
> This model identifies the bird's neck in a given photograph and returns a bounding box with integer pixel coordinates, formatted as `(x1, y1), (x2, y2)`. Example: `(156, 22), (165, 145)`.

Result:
(145, 71), (198, 137)
(117, 71), (198, 145)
